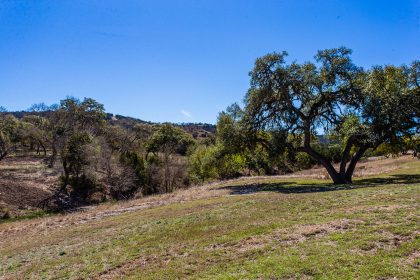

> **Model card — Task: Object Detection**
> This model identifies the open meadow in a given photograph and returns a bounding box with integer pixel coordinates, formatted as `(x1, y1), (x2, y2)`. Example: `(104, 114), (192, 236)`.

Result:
(1, 156), (419, 279)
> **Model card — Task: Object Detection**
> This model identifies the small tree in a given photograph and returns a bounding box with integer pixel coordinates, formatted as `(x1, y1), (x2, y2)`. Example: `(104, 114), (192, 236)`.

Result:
(48, 97), (106, 167)
(61, 132), (97, 192)
(146, 124), (194, 192)
(188, 145), (219, 183)
(21, 115), (50, 156)
(245, 48), (419, 184)
(0, 115), (20, 161)
(0, 130), (9, 161)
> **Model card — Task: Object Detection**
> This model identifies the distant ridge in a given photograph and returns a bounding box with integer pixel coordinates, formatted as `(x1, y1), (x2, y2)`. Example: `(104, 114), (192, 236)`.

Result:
(5, 111), (216, 138)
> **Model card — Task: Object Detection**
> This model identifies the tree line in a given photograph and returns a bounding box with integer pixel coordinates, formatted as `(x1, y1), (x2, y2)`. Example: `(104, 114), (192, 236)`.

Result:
(0, 98), (196, 209)
(189, 47), (419, 184)
(0, 47), (418, 210)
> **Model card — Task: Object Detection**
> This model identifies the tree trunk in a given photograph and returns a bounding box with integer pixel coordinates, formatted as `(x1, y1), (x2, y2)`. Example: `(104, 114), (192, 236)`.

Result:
(0, 150), (7, 161)
(49, 145), (57, 168)
(344, 145), (368, 183)
(332, 173), (352, 184)
(301, 145), (349, 184)
(0, 140), (8, 161)
(314, 156), (352, 184)
(300, 126), (367, 184)
(39, 141), (47, 156)
(164, 150), (171, 193)
(49, 136), (58, 168)
(301, 144), (365, 185)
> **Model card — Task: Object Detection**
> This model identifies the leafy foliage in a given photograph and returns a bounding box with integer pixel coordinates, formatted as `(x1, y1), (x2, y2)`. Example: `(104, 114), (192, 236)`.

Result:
(244, 48), (419, 183)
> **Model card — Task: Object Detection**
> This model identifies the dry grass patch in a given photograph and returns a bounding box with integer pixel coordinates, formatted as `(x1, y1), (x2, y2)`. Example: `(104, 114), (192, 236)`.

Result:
(0, 156), (58, 218)
(206, 218), (361, 254)
(0, 156), (419, 279)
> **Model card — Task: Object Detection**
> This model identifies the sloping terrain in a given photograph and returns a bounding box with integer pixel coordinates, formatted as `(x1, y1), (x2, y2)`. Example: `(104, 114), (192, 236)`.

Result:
(0, 154), (414, 218)
(0, 157), (419, 279)
(0, 156), (59, 218)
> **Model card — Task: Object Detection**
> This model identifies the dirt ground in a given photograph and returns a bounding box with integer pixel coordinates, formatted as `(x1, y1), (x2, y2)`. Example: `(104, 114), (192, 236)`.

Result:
(0, 156), (59, 217)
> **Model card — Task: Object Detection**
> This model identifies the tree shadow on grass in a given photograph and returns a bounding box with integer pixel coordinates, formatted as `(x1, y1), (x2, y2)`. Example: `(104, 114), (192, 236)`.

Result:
(219, 174), (420, 195)
(353, 174), (420, 186)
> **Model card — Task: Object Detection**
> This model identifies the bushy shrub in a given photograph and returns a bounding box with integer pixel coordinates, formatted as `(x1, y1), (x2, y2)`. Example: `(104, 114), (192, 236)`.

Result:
(217, 153), (246, 180)
(62, 132), (93, 181)
(315, 143), (342, 163)
(188, 144), (246, 182)
(295, 152), (315, 170)
(120, 151), (146, 186)
(145, 155), (189, 193)
(0, 206), (11, 220)
(63, 174), (98, 195)
(188, 145), (218, 183)
(370, 143), (400, 157)
(60, 132), (102, 195)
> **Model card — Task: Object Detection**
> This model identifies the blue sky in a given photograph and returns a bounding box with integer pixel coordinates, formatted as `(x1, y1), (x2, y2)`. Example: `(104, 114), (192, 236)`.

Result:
(0, 0), (419, 123)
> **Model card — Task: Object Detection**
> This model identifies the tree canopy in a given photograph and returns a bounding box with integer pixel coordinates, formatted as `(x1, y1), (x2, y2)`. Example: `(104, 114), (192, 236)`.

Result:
(244, 47), (419, 184)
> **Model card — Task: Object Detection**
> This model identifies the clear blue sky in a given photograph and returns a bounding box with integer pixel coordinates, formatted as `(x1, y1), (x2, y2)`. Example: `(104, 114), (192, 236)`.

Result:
(0, 0), (419, 123)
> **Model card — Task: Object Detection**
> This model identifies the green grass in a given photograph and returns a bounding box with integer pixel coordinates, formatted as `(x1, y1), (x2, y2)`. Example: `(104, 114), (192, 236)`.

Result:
(0, 160), (419, 279)
(0, 209), (50, 224)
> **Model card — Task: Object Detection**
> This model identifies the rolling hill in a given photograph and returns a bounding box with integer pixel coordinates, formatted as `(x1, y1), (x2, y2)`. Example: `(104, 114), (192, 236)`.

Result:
(0, 156), (419, 279)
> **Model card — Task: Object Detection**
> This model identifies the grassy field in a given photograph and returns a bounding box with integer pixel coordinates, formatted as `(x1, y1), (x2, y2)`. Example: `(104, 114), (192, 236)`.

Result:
(0, 158), (419, 279)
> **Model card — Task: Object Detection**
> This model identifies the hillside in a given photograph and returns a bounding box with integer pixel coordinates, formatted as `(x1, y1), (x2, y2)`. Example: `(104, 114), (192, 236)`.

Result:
(0, 156), (419, 279)
(6, 111), (216, 139)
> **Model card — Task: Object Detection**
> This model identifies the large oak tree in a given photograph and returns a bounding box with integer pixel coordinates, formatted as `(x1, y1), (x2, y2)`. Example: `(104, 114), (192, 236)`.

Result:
(245, 47), (419, 184)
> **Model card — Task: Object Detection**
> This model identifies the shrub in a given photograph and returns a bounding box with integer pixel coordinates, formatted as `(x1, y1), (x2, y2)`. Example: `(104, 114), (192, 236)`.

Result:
(188, 145), (218, 183)
(217, 153), (247, 179)
(120, 151), (146, 187)
(295, 152), (315, 170)
(188, 144), (246, 182)
(0, 207), (11, 220)
(145, 155), (189, 193)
